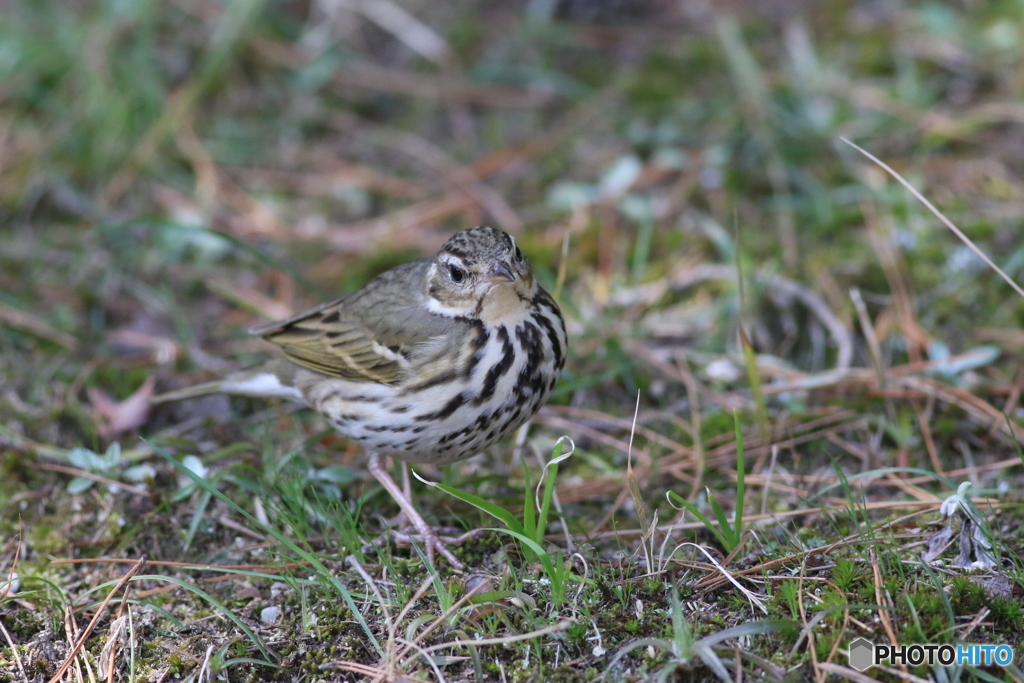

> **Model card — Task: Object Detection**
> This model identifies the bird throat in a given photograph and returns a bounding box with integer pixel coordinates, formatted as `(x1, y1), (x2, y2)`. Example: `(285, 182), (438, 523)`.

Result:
(478, 282), (534, 327)
(425, 281), (535, 326)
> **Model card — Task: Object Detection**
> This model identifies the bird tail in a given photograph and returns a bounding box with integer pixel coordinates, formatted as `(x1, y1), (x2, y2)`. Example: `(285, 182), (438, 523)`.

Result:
(151, 363), (305, 405)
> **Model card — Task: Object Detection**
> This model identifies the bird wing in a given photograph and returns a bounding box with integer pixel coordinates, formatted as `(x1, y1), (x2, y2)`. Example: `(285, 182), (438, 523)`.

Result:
(249, 260), (448, 384)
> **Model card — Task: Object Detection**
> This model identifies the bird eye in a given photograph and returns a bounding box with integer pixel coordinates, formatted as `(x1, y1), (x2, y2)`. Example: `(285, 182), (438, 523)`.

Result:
(449, 264), (465, 283)
(514, 245), (523, 261)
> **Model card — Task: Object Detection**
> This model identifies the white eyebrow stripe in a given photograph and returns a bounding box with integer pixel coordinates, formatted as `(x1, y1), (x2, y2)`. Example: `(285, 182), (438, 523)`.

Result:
(439, 253), (467, 267)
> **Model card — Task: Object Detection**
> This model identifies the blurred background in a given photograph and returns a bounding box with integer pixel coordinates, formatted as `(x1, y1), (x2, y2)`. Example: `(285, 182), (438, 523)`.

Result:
(5, 0), (1024, 441)
(4, 0), (1024, 675)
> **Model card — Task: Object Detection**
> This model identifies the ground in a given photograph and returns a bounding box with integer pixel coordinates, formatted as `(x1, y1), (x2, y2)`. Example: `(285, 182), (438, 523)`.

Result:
(3, 1), (1024, 681)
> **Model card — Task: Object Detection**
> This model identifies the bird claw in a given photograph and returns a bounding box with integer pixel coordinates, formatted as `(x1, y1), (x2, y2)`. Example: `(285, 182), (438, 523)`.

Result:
(393, 527), (464, 571)
(367, 527), (476, 572)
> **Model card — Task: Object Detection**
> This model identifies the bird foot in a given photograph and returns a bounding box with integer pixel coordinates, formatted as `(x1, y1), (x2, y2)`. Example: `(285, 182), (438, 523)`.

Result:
(367, 453), (484, 571)
(369, 527), (486, 572)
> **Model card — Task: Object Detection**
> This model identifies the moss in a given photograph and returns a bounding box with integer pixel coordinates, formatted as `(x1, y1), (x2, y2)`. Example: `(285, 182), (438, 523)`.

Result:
(5, 0), (1024, 679)
(950, 576), (987, 615)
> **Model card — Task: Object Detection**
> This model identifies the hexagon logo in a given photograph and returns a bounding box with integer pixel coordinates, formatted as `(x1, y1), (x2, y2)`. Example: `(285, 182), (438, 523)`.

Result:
(849, 638), (875, 672)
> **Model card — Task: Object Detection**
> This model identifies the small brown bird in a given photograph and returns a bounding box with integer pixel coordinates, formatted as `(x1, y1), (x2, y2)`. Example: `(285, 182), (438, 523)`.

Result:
(155, 227), (567, 568)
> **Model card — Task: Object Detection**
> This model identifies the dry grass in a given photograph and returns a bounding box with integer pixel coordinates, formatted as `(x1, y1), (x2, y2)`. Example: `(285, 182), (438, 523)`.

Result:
(4, 1), (1024, 681)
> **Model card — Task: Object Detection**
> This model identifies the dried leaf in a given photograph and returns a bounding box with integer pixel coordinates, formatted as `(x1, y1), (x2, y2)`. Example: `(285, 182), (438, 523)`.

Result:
(106, 329), (181, 365)
(922, 525), (954, 563)
(88, 377), (155, 440)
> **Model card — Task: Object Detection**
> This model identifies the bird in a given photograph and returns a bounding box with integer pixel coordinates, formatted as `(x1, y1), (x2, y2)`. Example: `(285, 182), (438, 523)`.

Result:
(153, 226), (567, 569)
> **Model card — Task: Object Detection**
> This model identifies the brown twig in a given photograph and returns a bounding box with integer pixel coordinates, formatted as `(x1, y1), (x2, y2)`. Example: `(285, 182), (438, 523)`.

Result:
(34, 463), (150, 498)
(47, 556), (147, 683)
(870, 547), (907, 679)
(0, 301), (78, 350)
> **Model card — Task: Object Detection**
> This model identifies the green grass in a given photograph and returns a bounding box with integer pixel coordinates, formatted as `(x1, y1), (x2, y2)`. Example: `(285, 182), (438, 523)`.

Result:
(667, 411), (746, 553)
(4, 0), (1024, 681)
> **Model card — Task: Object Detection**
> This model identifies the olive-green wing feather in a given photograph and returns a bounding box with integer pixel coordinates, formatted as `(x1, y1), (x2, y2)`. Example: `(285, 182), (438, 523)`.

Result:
(249, 260), (439, 384)
(252, 313), (403, 383)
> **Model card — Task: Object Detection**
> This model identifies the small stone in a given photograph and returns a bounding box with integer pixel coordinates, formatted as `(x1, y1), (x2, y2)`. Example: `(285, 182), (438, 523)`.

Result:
(2, 573), (18, 598)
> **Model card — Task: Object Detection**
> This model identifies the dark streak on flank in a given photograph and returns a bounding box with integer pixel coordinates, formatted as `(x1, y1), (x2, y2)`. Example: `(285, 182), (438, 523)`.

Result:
(319, 389), (380, 405)
(415, 391), (466, 421)
(474, 326), (514, 405)
(440, 412), (489, 445)
(407, 369), (459, 393)
(514, 320), (544, 392)
(462, 320), (489, 379)
(536, 293), (565, 360)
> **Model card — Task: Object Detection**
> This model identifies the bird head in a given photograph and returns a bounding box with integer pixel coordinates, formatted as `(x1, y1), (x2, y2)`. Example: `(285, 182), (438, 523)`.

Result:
(426, 226), (536, 319)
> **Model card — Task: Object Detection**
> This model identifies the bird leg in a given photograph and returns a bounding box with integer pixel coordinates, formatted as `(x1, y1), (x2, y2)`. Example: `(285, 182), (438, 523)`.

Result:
(386, 462), (413, 529)
(366, 452), (464, 571)
(401, 461), (412, 500)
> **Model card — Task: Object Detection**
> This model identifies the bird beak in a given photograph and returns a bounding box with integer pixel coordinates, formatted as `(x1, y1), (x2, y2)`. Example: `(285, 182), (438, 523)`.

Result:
(486, 261), (516, 284)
